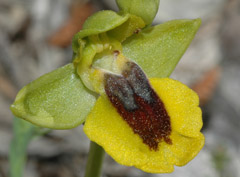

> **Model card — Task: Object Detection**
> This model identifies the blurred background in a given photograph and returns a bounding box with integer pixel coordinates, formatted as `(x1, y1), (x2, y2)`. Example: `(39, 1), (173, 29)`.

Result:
(0, 0), (240, 176)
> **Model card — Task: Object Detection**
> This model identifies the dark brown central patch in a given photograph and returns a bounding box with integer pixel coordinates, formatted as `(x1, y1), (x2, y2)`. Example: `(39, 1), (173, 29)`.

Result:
(104, 62), (172, 151)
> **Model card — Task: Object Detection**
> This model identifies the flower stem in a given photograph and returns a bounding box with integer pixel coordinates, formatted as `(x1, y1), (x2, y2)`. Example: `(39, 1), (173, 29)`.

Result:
(84, 141), (105, 177)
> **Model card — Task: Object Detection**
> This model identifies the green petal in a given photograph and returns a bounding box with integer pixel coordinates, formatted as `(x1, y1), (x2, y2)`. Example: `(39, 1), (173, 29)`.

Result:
(116, 0), (160, 25)
(82, 10), (128, 31)
(122, 19), (201, 78)
(108, 14), (145, 42)
(72, 10), (129, 53)
(10, 64), (97, 129)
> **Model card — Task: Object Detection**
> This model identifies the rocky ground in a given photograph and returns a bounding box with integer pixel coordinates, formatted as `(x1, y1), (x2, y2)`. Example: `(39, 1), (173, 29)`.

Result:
(0, 0), (240, 177)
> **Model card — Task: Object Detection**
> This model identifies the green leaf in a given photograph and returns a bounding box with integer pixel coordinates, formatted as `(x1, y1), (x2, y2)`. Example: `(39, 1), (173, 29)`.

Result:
(72, 10), (129, 53)
(9, 117), (40, 177)
(10, 64), (97, 129)
(122, 19), (201, 78)
(116, 0), (160, 25)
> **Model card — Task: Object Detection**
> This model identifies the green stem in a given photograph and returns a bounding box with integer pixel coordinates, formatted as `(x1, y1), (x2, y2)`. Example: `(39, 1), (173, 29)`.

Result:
(84, 141), (105, 177)
(9, 117), (36, 177)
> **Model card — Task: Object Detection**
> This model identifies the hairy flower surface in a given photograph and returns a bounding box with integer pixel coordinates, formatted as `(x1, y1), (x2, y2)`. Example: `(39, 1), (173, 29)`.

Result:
(10, 0), (205, 173)
(84, 78), (204, 173)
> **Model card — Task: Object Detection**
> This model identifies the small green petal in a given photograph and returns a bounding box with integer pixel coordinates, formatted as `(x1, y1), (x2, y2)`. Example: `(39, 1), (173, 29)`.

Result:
(122, 19), (201, 78)
(82, 10), (128, 31)
(10, 64), (97, 129)
(116, 0), (160, 25)
(108, 14), (145, 42)
(72, 10), (129, 53)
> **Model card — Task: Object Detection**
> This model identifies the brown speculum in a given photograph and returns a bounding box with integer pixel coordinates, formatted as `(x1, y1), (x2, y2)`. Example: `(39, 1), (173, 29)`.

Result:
(104, 61), (172, 151)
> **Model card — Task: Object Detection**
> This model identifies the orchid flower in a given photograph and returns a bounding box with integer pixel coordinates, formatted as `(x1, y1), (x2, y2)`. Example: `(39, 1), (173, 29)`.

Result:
(11, 0), (204, 173)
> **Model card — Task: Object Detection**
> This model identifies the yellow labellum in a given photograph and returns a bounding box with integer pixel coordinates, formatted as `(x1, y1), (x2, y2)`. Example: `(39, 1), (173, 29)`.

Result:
(84, 78), (204, 173)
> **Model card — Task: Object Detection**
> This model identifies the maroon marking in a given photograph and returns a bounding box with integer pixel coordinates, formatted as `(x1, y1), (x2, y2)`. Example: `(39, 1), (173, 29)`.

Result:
(104, 62), (172, 151)
(113, 50), (120, 57)
(134, 28), (141, 34)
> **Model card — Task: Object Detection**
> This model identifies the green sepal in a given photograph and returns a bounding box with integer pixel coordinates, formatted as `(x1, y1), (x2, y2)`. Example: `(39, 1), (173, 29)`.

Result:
(108, 14), (145, 42)
(122, 19), (201, 78)
(72, 10), (129, 53)
(116, 0), (160, 25)
(10, 64), (97, 129)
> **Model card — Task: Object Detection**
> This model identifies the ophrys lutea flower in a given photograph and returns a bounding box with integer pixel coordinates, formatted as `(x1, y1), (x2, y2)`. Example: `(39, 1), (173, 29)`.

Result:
(10, 0), (204, 173)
